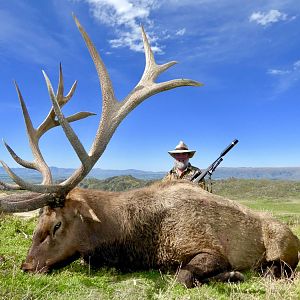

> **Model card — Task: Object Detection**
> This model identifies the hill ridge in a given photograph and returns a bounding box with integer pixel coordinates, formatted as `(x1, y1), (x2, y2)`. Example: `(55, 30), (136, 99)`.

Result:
(1, 166), (300, 182)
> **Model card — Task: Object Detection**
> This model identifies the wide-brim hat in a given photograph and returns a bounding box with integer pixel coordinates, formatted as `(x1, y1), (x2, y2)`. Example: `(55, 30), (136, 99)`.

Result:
(168, 141), (196, 158)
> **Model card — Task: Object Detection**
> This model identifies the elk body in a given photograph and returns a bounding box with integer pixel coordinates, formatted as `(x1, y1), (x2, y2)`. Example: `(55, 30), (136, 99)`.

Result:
(0, 16), (299, 288)
(21, 181), (300, 288)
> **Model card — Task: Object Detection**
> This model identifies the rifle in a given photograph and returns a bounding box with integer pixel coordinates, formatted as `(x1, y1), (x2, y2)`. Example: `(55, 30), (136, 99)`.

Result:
(191, 139), (239, 183)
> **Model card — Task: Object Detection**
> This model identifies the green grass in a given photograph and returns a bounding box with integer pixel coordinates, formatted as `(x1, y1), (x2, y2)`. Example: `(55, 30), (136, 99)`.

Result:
(1, 179), (300, 299)
(213, 179), (300, 225)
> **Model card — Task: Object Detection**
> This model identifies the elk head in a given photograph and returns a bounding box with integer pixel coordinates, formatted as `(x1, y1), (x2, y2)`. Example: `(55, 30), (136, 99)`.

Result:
(0, 15), (201, 272)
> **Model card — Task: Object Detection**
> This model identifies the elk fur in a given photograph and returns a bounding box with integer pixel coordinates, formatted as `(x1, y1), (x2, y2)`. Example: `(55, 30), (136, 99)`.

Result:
(22, 180), (300, 286)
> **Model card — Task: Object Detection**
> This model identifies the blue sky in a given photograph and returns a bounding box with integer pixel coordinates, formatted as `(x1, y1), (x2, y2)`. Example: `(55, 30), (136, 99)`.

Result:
(0, 0), (299, 172)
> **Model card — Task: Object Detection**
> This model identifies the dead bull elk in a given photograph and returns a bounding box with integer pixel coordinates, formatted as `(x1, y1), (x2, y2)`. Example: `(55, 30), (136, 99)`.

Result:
(0, 16), (299, 288)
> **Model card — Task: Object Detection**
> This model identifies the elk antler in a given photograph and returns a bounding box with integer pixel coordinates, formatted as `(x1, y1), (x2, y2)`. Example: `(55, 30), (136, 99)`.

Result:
(0, 67), (94, 189)
(0, 16), (202, 212)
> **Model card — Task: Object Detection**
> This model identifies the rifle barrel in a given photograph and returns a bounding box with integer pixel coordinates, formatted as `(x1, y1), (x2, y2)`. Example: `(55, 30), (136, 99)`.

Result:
(192, 139), (239, 183)
(220, 139), (239, 157)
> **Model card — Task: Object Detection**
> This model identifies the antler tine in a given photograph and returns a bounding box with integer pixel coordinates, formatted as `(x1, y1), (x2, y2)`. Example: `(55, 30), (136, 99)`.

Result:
(42, 71), (90, 166)
(13, 82), (53, 185)
(56, 63), (66, 103)
(0, 192), (54, 212)
(113, 27), (202, 126)
(0, 160), (45, 191)
(0, 140), (41, 189)
(73, 15), (118, 124)
(0, 159), (67, 194)
(37, 64), (94, 139)
(139, 26), (177, 84)
(0, 181), (23, 191)
(3, 141), (35, 170)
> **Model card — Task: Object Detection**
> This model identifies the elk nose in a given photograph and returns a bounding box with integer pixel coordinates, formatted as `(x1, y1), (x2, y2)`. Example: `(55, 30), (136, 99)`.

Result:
(21, 261), (34, 272)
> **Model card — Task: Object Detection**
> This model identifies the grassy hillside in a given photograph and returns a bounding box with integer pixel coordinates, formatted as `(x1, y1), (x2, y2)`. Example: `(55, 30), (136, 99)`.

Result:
(213, 178), (300, 200)
(213, 179), (300, 226)
(1, 178), (300, 299)
(78, 175), (155, 191)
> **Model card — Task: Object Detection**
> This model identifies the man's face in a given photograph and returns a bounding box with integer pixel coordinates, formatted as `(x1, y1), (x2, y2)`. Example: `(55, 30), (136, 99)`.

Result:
(173, 153), (189, 171)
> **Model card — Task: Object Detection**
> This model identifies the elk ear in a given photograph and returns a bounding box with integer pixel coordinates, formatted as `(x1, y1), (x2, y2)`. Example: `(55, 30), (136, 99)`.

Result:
(72, 200), (101, 223)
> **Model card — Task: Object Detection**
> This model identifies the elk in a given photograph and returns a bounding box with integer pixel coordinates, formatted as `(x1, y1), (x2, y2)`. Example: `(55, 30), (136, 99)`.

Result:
(0, 16), (299, 288)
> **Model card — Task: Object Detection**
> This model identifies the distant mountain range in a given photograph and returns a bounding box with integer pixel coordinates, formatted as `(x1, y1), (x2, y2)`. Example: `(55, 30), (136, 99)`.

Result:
(213, 167), (300, 180)
(1, 167), (300, 183)
(0, 167), (166, 183)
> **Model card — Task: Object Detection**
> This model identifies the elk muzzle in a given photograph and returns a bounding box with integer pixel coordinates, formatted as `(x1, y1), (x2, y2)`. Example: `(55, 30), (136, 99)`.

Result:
(21, 257), (49, 273)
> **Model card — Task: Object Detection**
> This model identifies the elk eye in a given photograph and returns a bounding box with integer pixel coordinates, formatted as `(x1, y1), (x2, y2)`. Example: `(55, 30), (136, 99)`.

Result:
(53, 222), (61, 235)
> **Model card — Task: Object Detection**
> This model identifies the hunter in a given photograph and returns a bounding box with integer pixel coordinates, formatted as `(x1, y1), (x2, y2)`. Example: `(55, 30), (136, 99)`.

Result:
(163, 141), (206, 189)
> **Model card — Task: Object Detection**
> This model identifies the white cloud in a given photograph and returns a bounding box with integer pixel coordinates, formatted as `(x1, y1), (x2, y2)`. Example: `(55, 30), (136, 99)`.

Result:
(249, 9), (287, 26)
(267, 69), (290, 75)
(84, 0), (163, 52)
(86, 0), (153, 25)
(268, 60), (300, 76)
(293, 60), (300, 70)
(175, 28), (186, 36)
(267, 59), (300, 93)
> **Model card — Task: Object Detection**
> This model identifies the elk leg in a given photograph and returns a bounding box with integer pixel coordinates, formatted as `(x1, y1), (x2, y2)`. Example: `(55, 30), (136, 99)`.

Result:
(177, 251), (244, 288)
(260, 259), (295, 279)
(205, 270), (245, 283)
